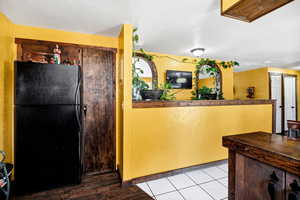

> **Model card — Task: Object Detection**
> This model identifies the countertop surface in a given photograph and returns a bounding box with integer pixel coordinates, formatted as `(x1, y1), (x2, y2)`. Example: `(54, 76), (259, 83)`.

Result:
(133, 99), (275, 108)
(223, 132), (300, 161)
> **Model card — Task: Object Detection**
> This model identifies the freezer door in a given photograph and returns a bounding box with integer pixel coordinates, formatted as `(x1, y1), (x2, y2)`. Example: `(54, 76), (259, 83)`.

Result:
(15, 62), (80, 105)
(15, 105), (81, 194)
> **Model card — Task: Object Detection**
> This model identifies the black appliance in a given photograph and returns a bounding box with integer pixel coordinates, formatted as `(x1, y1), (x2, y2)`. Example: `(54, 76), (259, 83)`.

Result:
(166, 70), (192, 89)
(14, 62), (83, 194)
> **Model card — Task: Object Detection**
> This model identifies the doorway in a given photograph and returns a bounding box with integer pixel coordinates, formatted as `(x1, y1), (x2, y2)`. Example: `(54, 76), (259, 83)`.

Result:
(269, 72), (297, 134)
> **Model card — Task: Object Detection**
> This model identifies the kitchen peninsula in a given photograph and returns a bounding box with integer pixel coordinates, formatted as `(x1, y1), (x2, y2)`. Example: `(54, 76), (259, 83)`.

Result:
(223, 132), (300, 200)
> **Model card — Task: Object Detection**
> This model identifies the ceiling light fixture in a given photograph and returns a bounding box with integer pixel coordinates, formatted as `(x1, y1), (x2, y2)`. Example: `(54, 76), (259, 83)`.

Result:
(264, 60), (272, 64)
(191, 48), (205, 57)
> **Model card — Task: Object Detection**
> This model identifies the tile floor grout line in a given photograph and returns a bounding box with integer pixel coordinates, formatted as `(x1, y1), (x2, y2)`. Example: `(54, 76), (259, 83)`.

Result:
(215, 177), (228, 188)
(184, 171), (216, 200)
(166, 176), (187, 200)
(145, 182), (156, 199)
(198, 184), (218, 200)
(216, 165), (228, 173)
(200, 169), (228, 199)
(141, 163), (229, 200)
(192, 165), (228, 199)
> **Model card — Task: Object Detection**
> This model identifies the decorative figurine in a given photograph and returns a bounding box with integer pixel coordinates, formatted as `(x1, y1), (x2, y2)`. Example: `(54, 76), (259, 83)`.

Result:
(49, 57), (55, 64)
(246, 87), (255, 98)
(53, 44), (62, 64)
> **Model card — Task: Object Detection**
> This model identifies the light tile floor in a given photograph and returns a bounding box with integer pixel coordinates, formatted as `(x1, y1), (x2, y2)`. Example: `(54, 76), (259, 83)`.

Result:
(136, 160), (228, 200)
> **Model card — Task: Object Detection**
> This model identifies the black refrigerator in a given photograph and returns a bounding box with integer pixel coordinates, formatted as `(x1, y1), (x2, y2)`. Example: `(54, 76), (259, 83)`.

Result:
(14, 61), (83, 194)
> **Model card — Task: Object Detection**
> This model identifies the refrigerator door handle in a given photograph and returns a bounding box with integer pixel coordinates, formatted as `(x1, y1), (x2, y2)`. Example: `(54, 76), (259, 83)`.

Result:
(83, 105), (87, 116)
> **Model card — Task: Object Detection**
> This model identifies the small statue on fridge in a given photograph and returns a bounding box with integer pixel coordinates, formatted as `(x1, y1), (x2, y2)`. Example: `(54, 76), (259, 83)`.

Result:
(49, 57), (55, 64)
(53, 44), (62, 64)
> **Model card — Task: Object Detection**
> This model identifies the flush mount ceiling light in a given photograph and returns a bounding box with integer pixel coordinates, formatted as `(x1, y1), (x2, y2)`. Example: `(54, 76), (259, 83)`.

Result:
(191, 48), (205, 57)
(264, 60), (272, 64)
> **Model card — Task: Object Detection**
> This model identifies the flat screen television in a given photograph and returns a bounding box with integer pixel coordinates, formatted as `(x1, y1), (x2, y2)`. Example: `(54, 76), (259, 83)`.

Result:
(166, 70), (192, 89)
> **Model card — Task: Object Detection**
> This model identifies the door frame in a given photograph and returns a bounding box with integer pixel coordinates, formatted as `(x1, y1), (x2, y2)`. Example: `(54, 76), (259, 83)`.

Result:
(269, 72), (283, 134)
(269, 72), (298, 134)
(282, 74), (298, 131)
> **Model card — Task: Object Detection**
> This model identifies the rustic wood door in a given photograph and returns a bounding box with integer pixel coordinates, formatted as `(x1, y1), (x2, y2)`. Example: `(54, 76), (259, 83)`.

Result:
(82, 48), (115, 174)
(235, 154), (285, 200)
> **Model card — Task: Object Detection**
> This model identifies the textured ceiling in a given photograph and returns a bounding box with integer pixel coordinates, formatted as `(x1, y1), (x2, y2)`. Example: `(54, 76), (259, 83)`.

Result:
(1, 0), (299, 72)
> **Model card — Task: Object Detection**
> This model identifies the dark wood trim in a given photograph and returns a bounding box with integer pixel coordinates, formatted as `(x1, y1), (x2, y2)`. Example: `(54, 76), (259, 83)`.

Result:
(112, 52), (117, 170)
(133, 52), (158, 88)
(221, 0), (294, 22)
(223, 132), (300, 177)
(228, 149), (236, 200)
(122, 160), (228, 186)
(15, 38), (117, 53)
(133, 99), (275, 108)
(221, 0), (251, 22)
(272, 100), (276, 134)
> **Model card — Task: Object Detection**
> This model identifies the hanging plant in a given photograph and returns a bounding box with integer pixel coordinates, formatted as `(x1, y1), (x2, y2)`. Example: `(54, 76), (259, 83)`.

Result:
(132, 27), (239, 101)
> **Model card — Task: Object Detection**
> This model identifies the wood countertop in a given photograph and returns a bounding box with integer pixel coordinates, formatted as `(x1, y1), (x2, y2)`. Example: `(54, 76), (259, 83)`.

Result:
(223, 132), (300, 176)
(133, 99), (275, 108)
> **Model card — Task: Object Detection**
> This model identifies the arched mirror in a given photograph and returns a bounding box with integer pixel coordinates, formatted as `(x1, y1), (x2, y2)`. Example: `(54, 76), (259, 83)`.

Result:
(133, 53), (158, 89)
(196, 64), (223, 99)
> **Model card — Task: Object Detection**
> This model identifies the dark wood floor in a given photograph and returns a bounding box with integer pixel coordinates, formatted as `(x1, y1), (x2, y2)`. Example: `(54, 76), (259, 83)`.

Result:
(13, 173), (152, 200)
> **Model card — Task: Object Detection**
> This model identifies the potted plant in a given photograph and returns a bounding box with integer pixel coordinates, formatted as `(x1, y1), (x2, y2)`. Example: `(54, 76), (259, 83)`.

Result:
(192, 86), (216, 100)
(159, 83), (176, 100)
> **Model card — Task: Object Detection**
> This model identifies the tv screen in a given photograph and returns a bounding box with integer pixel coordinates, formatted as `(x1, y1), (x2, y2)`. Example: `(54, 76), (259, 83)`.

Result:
(166, 70), (192, 89)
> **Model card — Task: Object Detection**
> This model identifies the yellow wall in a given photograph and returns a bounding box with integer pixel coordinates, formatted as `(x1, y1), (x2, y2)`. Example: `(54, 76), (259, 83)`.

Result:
(14, 24), (118, 49)
(199, 77), (215, 89)
(0, 13), (14, 162)
(234, 68), (269, 100)
(146, 52), (234, 100)
(234, 66), (300, 119)
(119, 24), (133, 181)
(126, 105), (272, 180)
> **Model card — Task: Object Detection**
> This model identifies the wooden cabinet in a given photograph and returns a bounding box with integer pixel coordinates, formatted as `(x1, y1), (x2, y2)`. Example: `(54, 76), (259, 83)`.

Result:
(221, 0), (294, 22)
(286, 173), (300, 200)
(223, 132), (300, 200)
(235, 153), (285, 200)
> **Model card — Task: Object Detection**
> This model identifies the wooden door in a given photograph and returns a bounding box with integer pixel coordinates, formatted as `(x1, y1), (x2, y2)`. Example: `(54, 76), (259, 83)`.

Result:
(284, 75), (297, 131)
(286, 173), (300, 200)
(270, 73), (283, 133)
(235, 154), (285, 200)
(82, 48), (115, 174)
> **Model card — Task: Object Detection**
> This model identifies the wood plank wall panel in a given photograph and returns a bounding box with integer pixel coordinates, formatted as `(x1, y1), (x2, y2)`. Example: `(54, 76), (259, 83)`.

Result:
(82, 48), (115, 174)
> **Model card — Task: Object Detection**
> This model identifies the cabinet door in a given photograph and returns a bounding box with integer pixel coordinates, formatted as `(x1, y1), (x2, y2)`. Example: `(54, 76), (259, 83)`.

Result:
(286, 173), (300, 200)
(235, 153), (285, 200)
